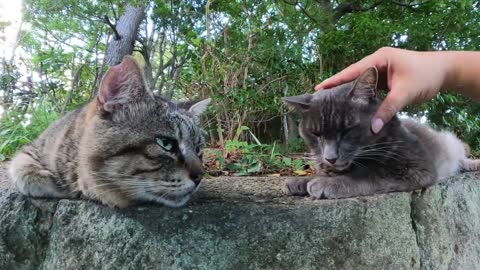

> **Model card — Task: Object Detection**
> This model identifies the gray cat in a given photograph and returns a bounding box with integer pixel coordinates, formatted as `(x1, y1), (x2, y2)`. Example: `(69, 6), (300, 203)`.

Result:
(9, 56), (210, 208)
(283, 67), (480, 199)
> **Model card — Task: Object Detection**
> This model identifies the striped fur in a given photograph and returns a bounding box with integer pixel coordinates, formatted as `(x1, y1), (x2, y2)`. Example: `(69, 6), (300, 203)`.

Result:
(9, 56), (210, 208)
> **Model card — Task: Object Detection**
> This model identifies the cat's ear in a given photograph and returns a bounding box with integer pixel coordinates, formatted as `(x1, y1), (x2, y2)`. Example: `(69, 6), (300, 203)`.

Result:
(349, 67), (378, 102)
(187, 98), (211, 117)
(97, 55), (153, 114)
(282, 94), (313, 111)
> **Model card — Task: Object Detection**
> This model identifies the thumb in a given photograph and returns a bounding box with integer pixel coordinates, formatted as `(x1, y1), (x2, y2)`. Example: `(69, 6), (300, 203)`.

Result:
(371, 86), (410, 134)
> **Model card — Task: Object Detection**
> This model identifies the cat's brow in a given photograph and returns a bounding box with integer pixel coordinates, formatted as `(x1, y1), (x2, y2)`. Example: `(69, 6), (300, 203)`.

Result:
(110, 138), (152, 157)
(175, 113), (197, 141)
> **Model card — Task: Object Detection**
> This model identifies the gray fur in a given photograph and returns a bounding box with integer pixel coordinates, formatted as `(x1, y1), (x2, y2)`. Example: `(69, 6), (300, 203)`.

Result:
(283, 67), (480, 199)
(9, 56), (210, 208)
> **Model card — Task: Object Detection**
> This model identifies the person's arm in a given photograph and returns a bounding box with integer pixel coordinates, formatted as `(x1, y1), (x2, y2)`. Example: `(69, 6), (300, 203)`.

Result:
(315, 47), (480, 133)
(442, 51), (480, 100)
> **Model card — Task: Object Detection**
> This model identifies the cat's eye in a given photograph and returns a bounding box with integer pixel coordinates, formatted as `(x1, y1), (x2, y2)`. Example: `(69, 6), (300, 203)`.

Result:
(340, 126), (356, 139)
(156, 137), (176, 152)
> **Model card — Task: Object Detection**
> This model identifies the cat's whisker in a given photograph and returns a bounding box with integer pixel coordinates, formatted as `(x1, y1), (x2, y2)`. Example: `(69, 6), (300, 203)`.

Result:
(87, 177), (146, 187)
(356, 152), (404, 161)
(94, 186), (137, 196)
(90, 180), (155, 190)
(91, 173), (171, 186)
(90, 183), (148, 192)
(87, 175), (155, 188)
(355, 153), (402, 163)
(357, 147), (406, 156)
(92, 180), (174, 197)
(357, 141), (406, 150)
(93, 172), (150, 180)
(359, 146), (407, 154)
(93, 188), (137, 198)
(93, 173), (188, 188)
(352, 161), (367, 169)
(357, 149), (405, 158)
(360, 146), (406, 152)
(354, 156), (389, 164)
(361, 140), (405, 146)
(356, 149), (403, 157)
(89, 175), (185, 191)
(358, 145), (406, 153)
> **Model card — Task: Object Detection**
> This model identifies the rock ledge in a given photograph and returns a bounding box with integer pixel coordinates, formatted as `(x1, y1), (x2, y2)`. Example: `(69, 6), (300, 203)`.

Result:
(1, 174), (480, 270)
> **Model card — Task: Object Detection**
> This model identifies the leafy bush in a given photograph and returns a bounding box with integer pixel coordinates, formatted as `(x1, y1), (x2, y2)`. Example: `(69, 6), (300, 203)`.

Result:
(0, 101), (59, 160)
(208, 126), (311, 176)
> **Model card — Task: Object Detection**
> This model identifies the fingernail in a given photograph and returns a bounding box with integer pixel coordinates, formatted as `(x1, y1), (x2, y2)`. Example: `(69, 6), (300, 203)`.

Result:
(371, 118), (384, 134)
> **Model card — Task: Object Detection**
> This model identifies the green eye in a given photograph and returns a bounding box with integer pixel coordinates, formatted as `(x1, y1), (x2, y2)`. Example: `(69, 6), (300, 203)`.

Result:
(156, 137), (175, 151)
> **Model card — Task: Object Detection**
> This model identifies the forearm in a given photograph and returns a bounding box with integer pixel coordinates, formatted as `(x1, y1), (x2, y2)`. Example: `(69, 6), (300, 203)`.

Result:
(437, 51), (480, 100)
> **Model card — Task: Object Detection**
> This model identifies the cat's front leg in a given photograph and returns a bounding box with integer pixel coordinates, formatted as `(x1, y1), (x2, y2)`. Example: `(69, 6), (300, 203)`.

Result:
(306, 176), (376, 199)
(283, 177), (314, 196)
(9, 151), (74, 198)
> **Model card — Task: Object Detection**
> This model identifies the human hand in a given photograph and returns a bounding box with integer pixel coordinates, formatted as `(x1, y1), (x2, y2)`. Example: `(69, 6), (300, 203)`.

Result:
(314, 47), (449, 133)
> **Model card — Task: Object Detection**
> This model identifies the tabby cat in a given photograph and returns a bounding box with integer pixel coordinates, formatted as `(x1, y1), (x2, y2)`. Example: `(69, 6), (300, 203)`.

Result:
(9, 56), (210, 208)
(283, 67), (480, 199)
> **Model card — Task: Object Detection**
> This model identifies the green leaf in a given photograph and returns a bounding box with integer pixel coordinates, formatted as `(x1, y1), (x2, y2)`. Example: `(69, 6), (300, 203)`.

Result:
(282, 157), (292, 166)
(191, 37), (201, 47)
(247, 161), (262, 173)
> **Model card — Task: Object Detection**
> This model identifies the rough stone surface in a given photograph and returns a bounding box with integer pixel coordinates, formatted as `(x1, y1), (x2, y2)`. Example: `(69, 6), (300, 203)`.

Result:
(412, 173), (480, 270)
(0, 173), (479, 270)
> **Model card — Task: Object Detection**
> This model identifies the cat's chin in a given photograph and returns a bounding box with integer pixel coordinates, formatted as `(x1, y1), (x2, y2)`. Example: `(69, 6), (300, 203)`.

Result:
(142, 189), (197, 208)
(322, 163), (352, 173)
(144, 193), (193, 208)
(157, 195), (192, 208)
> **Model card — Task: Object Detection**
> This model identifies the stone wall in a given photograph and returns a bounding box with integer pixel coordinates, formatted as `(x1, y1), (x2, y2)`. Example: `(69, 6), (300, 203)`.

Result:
(1, 174), (480, 270)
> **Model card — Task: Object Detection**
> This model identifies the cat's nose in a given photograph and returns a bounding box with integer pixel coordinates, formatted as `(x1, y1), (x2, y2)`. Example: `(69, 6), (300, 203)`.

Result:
(184, 153), (204, 186)
(325, 158), (337, 165)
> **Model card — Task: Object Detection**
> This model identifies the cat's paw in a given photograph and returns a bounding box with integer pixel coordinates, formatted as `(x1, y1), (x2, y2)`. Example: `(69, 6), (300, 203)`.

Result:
(306, 177), (351, 199)
(283, 177), (311, 196)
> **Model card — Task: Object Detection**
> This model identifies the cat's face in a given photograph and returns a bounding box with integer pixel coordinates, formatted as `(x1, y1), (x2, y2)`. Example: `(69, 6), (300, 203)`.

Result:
(283, 68), (383, 172)
(81, 56), (210, 207)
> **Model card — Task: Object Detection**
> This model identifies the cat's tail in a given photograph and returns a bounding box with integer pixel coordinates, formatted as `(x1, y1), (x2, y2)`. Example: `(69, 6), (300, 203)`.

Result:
(461, 158), (480, 171)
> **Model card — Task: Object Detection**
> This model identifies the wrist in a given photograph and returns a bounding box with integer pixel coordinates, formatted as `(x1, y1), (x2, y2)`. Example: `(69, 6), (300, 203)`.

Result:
(437, 51), (459, 91)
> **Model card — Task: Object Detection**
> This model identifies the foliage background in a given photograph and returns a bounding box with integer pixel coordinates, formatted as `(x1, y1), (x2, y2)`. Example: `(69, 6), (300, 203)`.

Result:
(1, 0), (480, 166)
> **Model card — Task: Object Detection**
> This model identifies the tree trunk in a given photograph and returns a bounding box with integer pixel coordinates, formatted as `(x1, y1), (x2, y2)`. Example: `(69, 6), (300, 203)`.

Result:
(89, 4), (145, 98)
(282, 83), (289, 151)
(287, 114), (299, 140)
(282, 83), (299, 153)
(104, 4), (145, 67)
(61, 64), (83, 115)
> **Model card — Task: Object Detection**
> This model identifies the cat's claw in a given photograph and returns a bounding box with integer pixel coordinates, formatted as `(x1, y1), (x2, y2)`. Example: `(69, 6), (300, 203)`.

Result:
(283, 178), (311, 196)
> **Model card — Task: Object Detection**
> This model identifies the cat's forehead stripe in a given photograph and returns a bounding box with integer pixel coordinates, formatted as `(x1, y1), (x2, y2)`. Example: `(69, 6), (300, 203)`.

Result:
(171, 111), (197, 141)
(308, 96), (355, 133)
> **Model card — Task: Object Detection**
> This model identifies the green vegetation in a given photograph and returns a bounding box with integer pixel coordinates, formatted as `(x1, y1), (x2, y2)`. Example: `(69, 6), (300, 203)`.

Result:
(206, 126), (311, 176)
(1, 0), (480, 173)
(0, 100), (59, 160)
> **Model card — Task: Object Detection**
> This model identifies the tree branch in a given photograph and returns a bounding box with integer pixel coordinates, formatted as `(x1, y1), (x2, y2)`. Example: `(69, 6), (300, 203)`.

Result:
(104, 15), (121, 40)
(334, 0), (384, 20)
(391, 0), (430, 8)
(109, 0), (118, 20)
(281, 0), (318, 24)
(298, 4), (319, 24)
